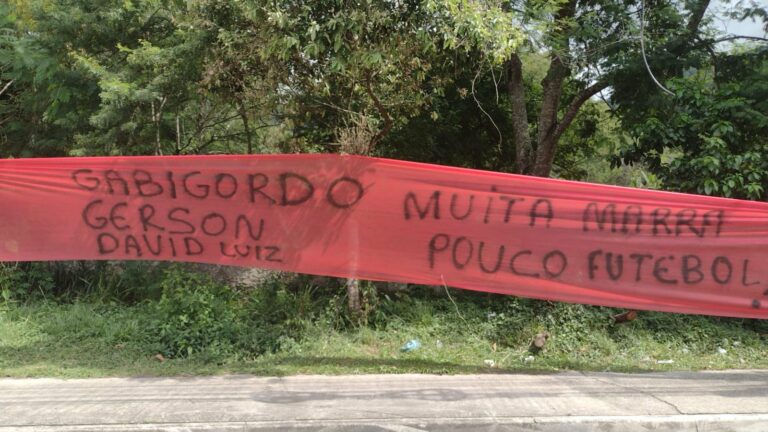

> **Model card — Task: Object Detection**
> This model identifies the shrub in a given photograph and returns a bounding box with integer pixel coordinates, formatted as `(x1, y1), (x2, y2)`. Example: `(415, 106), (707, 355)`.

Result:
(0, 263), (55, 303)
(239, 275), (326, 353)
(152, 266), (242, 358)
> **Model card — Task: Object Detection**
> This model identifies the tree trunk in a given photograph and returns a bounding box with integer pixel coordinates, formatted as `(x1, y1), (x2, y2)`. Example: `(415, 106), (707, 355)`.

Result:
(151, 96), (167, 156)
(506, 55), (533, 174)
(346, 278), (361, 317)
(531, 55), (569, 177)
(342, 73), (392, 316)
(505, 0), (611, 178)
(175, 114), (182, 154)
(237, 99), (254, 154)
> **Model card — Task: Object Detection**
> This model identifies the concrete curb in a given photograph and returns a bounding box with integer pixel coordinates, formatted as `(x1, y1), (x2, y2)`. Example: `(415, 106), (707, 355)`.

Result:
(3, 414), (768, 432)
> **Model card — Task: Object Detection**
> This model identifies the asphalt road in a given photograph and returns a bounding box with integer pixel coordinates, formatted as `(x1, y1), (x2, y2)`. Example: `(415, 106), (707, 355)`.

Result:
(1, 370), (767, 431)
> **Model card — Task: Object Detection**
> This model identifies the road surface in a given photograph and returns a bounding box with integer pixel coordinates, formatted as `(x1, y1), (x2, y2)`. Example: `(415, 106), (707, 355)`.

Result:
(1, 370), (767, 431)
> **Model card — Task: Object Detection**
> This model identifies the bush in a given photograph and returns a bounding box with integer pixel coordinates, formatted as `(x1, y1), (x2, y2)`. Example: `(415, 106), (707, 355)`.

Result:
(239, 275), (332, 353)
(0, 263), (55, 303)
(73, 262), (166, 303)
(0, 261), (168, 304)
(152, 266), (243, 358)
(148, 268), (329, 359)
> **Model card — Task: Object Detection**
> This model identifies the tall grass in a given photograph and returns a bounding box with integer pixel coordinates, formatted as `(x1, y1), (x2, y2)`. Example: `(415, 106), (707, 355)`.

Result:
(0, 262), (767, 377)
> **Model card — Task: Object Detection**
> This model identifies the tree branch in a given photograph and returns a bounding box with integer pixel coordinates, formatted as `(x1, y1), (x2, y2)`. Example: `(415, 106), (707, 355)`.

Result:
(700, 35), (768, 46)
(536, 55), (569, 147)
(551, 80), (610, 144)
(0, 80), (14, 97)
(193, 131), (248, 153)
(530, 80), (609, 177)
(363, 75), (392, 151)
(535, 0), (577, 146)
(686, 0), (712, 36)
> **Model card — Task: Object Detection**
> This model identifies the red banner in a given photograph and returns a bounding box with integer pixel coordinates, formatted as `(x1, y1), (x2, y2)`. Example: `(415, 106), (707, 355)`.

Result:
(1, 154), (766, 318)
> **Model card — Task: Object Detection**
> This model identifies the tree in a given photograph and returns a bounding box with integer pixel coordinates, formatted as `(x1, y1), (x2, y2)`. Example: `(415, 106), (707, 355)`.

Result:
(64, 0), (260, 156)
(0, 1), (102, 157)
(420, 0), (762, 180)
(382, 50), (619, 180)
(236, 0), (524, 313)
(617, 49), (768, 199)
(613, 3), (768, 199)
(0, 0), (284, 157)
(4, 0), (761, 181)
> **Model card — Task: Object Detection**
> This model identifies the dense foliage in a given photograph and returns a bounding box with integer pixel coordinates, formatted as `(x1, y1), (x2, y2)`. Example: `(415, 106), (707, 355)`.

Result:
(2, 0), (763, 186)
(618, 50), (768, 199)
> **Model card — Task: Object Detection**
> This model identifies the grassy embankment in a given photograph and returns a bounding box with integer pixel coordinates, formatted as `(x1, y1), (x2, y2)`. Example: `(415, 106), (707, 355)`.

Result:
(1, 263), (766, 378)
